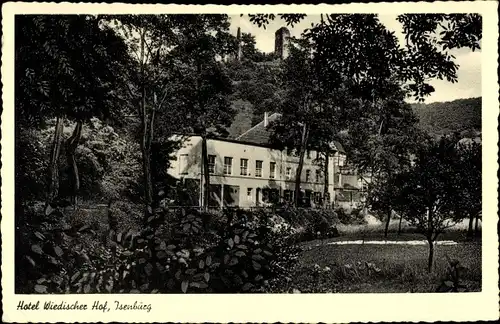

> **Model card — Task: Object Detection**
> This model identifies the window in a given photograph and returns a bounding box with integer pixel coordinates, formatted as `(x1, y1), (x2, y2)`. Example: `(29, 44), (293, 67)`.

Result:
(247, 188), (253, 201)
(305, 169), (311, 182)
(316, 169), (321, 183)
(255, 160), (263, 177)
(269, 162), (276, 179)
(240, 158), (248, 176)
(286, 167), (292, 180)
(179, 154), (188, 175)
(224, 157), (233, 175)
(208, 155), (216, 174)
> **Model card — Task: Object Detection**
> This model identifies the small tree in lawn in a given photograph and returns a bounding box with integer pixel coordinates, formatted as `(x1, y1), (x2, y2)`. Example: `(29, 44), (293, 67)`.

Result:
(395, 135), (462, 272)
(345, 96), (425, 237)
(452, 140), (482, 238)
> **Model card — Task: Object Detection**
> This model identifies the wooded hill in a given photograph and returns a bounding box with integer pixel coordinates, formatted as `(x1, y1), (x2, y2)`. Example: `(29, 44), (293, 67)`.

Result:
(411, 97), (482, 137)
(230, 95), (482, 140)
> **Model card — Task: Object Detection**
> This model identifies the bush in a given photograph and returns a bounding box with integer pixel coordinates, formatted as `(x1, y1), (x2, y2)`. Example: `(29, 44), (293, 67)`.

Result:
(109, 201), (143, 233)
(276, 207), (339, 242)
(336, 207), (366, 225)
(21, 206), (302, 294)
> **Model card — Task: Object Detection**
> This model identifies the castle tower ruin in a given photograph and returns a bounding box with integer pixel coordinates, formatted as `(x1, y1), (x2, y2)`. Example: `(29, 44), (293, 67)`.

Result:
(274, 27), (291, 59)
(236, 27), (242, 61)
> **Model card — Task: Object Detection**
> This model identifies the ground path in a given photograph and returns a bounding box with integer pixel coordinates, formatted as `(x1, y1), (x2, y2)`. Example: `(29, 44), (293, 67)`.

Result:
(314, 240), (458, 246)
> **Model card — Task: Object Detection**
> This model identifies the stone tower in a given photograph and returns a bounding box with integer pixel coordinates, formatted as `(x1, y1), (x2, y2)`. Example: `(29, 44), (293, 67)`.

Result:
(274, 27), (291, 59)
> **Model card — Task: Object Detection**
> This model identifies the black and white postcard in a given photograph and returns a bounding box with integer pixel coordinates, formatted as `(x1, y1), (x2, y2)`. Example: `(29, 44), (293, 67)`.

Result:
(2, 2), (499, 322)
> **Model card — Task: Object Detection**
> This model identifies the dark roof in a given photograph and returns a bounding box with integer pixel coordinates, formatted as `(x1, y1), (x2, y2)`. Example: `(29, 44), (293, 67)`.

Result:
(235, 113), (346, 153)
(236, 112), (281, 145)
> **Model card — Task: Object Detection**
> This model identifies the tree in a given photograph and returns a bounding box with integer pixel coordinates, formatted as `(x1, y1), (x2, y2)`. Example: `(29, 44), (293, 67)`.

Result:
(269, 15), (414, 207)
(397, 14), (482, 101)
(347, 97), (425, 237)
(394, 136), (462, 272)
(239, 32), (265, 62)
(246, 13), (482, 102)
(111, 15), (187, 218)
(267, 39), (321, 206)
(15, 15), (131, 209)
(452, 140), (482, 238)
(166, 15), (236, 211)
(227, 58), (284, 127)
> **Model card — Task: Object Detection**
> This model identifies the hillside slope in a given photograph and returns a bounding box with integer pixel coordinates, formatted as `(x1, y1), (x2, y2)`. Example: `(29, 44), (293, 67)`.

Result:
(411, 97), (482, 136)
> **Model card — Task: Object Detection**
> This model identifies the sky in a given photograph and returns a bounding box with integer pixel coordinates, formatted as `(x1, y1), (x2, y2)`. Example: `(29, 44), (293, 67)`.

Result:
(228, 15), (481, 104)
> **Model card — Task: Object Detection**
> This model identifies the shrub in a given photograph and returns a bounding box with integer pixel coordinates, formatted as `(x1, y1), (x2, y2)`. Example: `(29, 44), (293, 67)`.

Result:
(435, 258), (468, 292)
(275, 207), (339, 242)
(336, 207), (366, 225)
(21, 206), (302, 294)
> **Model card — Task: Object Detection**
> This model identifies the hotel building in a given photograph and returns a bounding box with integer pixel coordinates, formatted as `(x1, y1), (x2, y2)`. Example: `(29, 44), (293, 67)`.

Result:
(167, 112), (365, 209)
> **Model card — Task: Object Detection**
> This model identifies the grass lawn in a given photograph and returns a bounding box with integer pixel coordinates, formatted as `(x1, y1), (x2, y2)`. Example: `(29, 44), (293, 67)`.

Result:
(278, 233), (481, 293)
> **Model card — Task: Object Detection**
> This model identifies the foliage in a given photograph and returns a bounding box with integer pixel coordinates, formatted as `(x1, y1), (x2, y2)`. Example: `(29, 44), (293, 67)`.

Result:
(246, 13), (482, 102)
(15, 15), (131, 129)
(60, 118), (141, 202)
(16, 15), (135, 209)
(435, 258), (468, 292)
(242, 14), (307, 29)
(227, 59), (284, 127)
(391, 135), (466, 271)
(335, 207), (366, 226)
(15, 129), (49, 202)
(22, 207), (301, 294)
(451, 139), (482, 237)
(111, 14), (183, 215)
(394, 136), (463, 234)
(397, 14), (481, 100)
(161, 15), (237, 210)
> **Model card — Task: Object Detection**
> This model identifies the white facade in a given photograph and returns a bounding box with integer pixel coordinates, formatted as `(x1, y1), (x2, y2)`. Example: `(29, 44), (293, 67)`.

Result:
(167, 136), (346, 208)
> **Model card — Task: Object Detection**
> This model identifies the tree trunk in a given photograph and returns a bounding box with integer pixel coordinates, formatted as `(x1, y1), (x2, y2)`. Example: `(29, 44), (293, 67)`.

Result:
(294, 123), (309, 207)
(45, 116), (64, 209)
(427, 207), (434, 272)
(384, 208), (391, 238)
(427, 239), (434, 273)
(323, 151), (329, 208)
(201, 135), (210, 211)
(467, 212), (474, 238)
(397, 213), (403, 235)
(139, 94), (154, 220)
(138, 27), (154, 221)
(141, 127), (153, 219)
(474, 214), (480, 237)
(65, 121), (83, 208)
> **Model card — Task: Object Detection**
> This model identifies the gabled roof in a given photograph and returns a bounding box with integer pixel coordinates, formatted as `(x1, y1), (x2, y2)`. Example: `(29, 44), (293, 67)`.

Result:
(235, 112), (346, 154)
(236, 112), (281, 145)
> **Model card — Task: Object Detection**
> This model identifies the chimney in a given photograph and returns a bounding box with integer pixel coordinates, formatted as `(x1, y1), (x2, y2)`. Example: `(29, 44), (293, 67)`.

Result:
(264, 112), (269, 127)
(236, 27), (242, 61)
